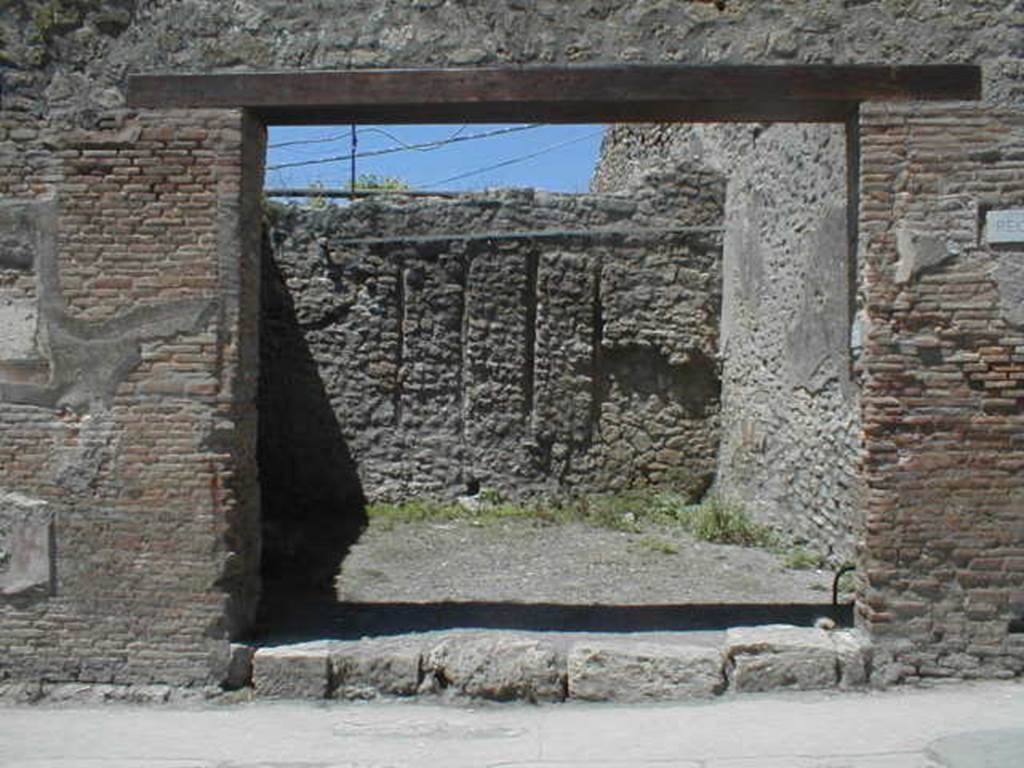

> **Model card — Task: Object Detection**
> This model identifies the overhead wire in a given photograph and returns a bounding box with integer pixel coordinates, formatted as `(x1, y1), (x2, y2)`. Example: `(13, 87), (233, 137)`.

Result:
(266, 123), (544, 171)
(423, 128), (604, 188)
(268, 123), (468, 150)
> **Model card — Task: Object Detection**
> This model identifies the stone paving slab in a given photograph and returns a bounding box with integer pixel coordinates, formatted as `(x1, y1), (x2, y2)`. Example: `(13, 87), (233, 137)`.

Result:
(926, 728), (1024, 767)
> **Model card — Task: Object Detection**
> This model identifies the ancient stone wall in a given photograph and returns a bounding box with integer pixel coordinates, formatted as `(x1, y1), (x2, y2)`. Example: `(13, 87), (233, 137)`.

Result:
(594, 123), (862, 562)
(262, 174), (724, 514)
(0, 0), (1022, 686)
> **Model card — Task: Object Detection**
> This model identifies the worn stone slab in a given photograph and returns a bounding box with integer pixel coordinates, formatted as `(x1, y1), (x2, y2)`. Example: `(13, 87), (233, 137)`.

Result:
(331, 638), (422, 699)
(252, 643), (331, 699)
(832, 628), (873, 688)
(725, 624), (838, 692)
(423, 632), (565, 702)
(927, 727), (1024, 768)
(567, 640), (725, 701)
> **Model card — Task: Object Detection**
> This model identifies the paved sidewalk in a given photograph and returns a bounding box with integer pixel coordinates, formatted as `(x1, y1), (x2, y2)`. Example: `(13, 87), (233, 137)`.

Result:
(1, 681), (1022, 767)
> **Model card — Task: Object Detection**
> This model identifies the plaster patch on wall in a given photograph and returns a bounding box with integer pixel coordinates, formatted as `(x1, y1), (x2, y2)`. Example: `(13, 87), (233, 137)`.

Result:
(0, 200), (40, 271)
(0, 296), (40, 360)
(0, 491), (54, 598)
(994, 252), (1024, 327)
(895, 225), (957, 284)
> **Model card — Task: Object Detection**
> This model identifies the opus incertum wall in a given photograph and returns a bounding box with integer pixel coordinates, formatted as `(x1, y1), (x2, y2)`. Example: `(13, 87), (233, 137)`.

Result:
(0, 0), (1021, 689)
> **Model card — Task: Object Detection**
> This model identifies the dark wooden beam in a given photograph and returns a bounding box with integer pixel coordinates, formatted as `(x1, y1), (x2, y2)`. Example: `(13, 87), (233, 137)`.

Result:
(127, 65), (981, 125)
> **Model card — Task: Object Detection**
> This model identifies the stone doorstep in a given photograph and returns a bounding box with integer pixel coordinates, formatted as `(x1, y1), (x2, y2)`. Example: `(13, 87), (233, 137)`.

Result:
(725, 624), (873, 692)
(247, 626), (873, 702)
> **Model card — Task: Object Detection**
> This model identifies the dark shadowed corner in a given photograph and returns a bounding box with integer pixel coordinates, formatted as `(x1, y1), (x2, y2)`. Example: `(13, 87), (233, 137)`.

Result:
(256, 224), (368, 616)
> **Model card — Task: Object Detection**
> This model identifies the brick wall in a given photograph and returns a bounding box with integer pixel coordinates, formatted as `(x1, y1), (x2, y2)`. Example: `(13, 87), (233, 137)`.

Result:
(858, 98), (1024, 681)
(0, 108), (263, 686)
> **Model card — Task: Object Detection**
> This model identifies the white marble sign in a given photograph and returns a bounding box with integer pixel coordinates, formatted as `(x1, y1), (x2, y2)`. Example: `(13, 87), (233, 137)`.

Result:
(986, 209), (1024, 244)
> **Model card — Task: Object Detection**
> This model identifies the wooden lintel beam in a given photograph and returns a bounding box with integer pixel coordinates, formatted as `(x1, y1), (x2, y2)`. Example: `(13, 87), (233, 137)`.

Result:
(127, 65), (981, 124)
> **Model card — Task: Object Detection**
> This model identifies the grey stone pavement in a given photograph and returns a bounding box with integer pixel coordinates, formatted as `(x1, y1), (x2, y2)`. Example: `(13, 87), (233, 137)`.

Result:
(1, 681), (1022, 768)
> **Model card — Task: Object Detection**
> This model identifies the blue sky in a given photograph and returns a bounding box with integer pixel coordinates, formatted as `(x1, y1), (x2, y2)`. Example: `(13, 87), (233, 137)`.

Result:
(265, 124), (605, 193)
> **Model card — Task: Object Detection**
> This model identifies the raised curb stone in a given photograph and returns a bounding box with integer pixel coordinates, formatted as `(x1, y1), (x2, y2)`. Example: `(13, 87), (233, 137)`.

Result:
(567, 640), (725, 701)
(422, 632), (565, 702)
(224, 643), (255, 690)
(252, 643), (331, 699)
(330, 638), (421, 699)
(832, 628), (873, 688)
(725, 624), (838, 692)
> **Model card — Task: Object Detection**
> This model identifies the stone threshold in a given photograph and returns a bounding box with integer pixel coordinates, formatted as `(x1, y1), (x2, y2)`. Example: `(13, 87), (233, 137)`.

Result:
(235, 624), (872, 703)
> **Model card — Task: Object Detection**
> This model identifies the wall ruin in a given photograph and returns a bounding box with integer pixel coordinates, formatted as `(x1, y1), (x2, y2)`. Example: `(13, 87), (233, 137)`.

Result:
(594, 123), (862, 562)
(0, 0), (1022, 687)
(261, 173), (723, 515)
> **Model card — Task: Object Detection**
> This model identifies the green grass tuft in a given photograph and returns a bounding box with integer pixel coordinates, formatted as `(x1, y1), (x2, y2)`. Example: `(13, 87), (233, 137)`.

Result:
(365, 488), (777, 553)
(678, 494), (775, 547)
(782, 546), (826, 570)
(634, 535), (680, 555)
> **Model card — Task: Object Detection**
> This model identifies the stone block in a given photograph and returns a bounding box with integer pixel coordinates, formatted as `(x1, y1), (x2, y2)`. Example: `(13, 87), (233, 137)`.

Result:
(252, 644), (331, 699)
(895, 225), (954, 284)
(331, 638), (421, 699)
(0, 491), (53, 598)
(224, 643), (255, 690)
(832, 629), (873, 688)
(725, 625), (838, 692)
(0, 200), (42, 271)
(567, 640), (725, 701)
(422, 632), (564, 702)
(0, 296), (39, 361)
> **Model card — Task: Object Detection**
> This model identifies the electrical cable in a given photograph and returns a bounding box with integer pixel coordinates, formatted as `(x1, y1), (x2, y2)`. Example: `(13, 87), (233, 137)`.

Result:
(423, 129), (603, 188)
(268, 123), (468, 150)
(266, 124), (544, 171)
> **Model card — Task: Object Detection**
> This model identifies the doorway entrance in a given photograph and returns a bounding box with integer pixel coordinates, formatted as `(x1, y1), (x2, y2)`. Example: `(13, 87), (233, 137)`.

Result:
(127, 63), (982, 642)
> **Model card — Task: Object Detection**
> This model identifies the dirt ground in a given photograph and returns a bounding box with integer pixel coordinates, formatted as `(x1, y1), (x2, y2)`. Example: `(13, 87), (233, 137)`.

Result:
(336, 517), (842, 605)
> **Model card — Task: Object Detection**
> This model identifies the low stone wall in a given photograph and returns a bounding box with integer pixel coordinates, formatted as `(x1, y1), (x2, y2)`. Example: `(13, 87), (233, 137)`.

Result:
(262, 172), (724, 514)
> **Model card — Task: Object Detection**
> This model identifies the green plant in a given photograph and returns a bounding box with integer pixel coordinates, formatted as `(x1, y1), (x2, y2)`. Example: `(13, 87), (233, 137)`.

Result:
(260, 195), (289, 227)
(634, 535), (680, 555)
(363, 488), (779, 550)
(835, 569), (858, 596)
(354, 173), (409, 191)
(478, 487), (505, 505)
(305, 181), (330, 210)
(782, 546), (825, 570)
(366, 496), (546, 530)
(679, 494), (774, 547)
(577, 489), (691, 532)
(31, 1), (84, 45)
